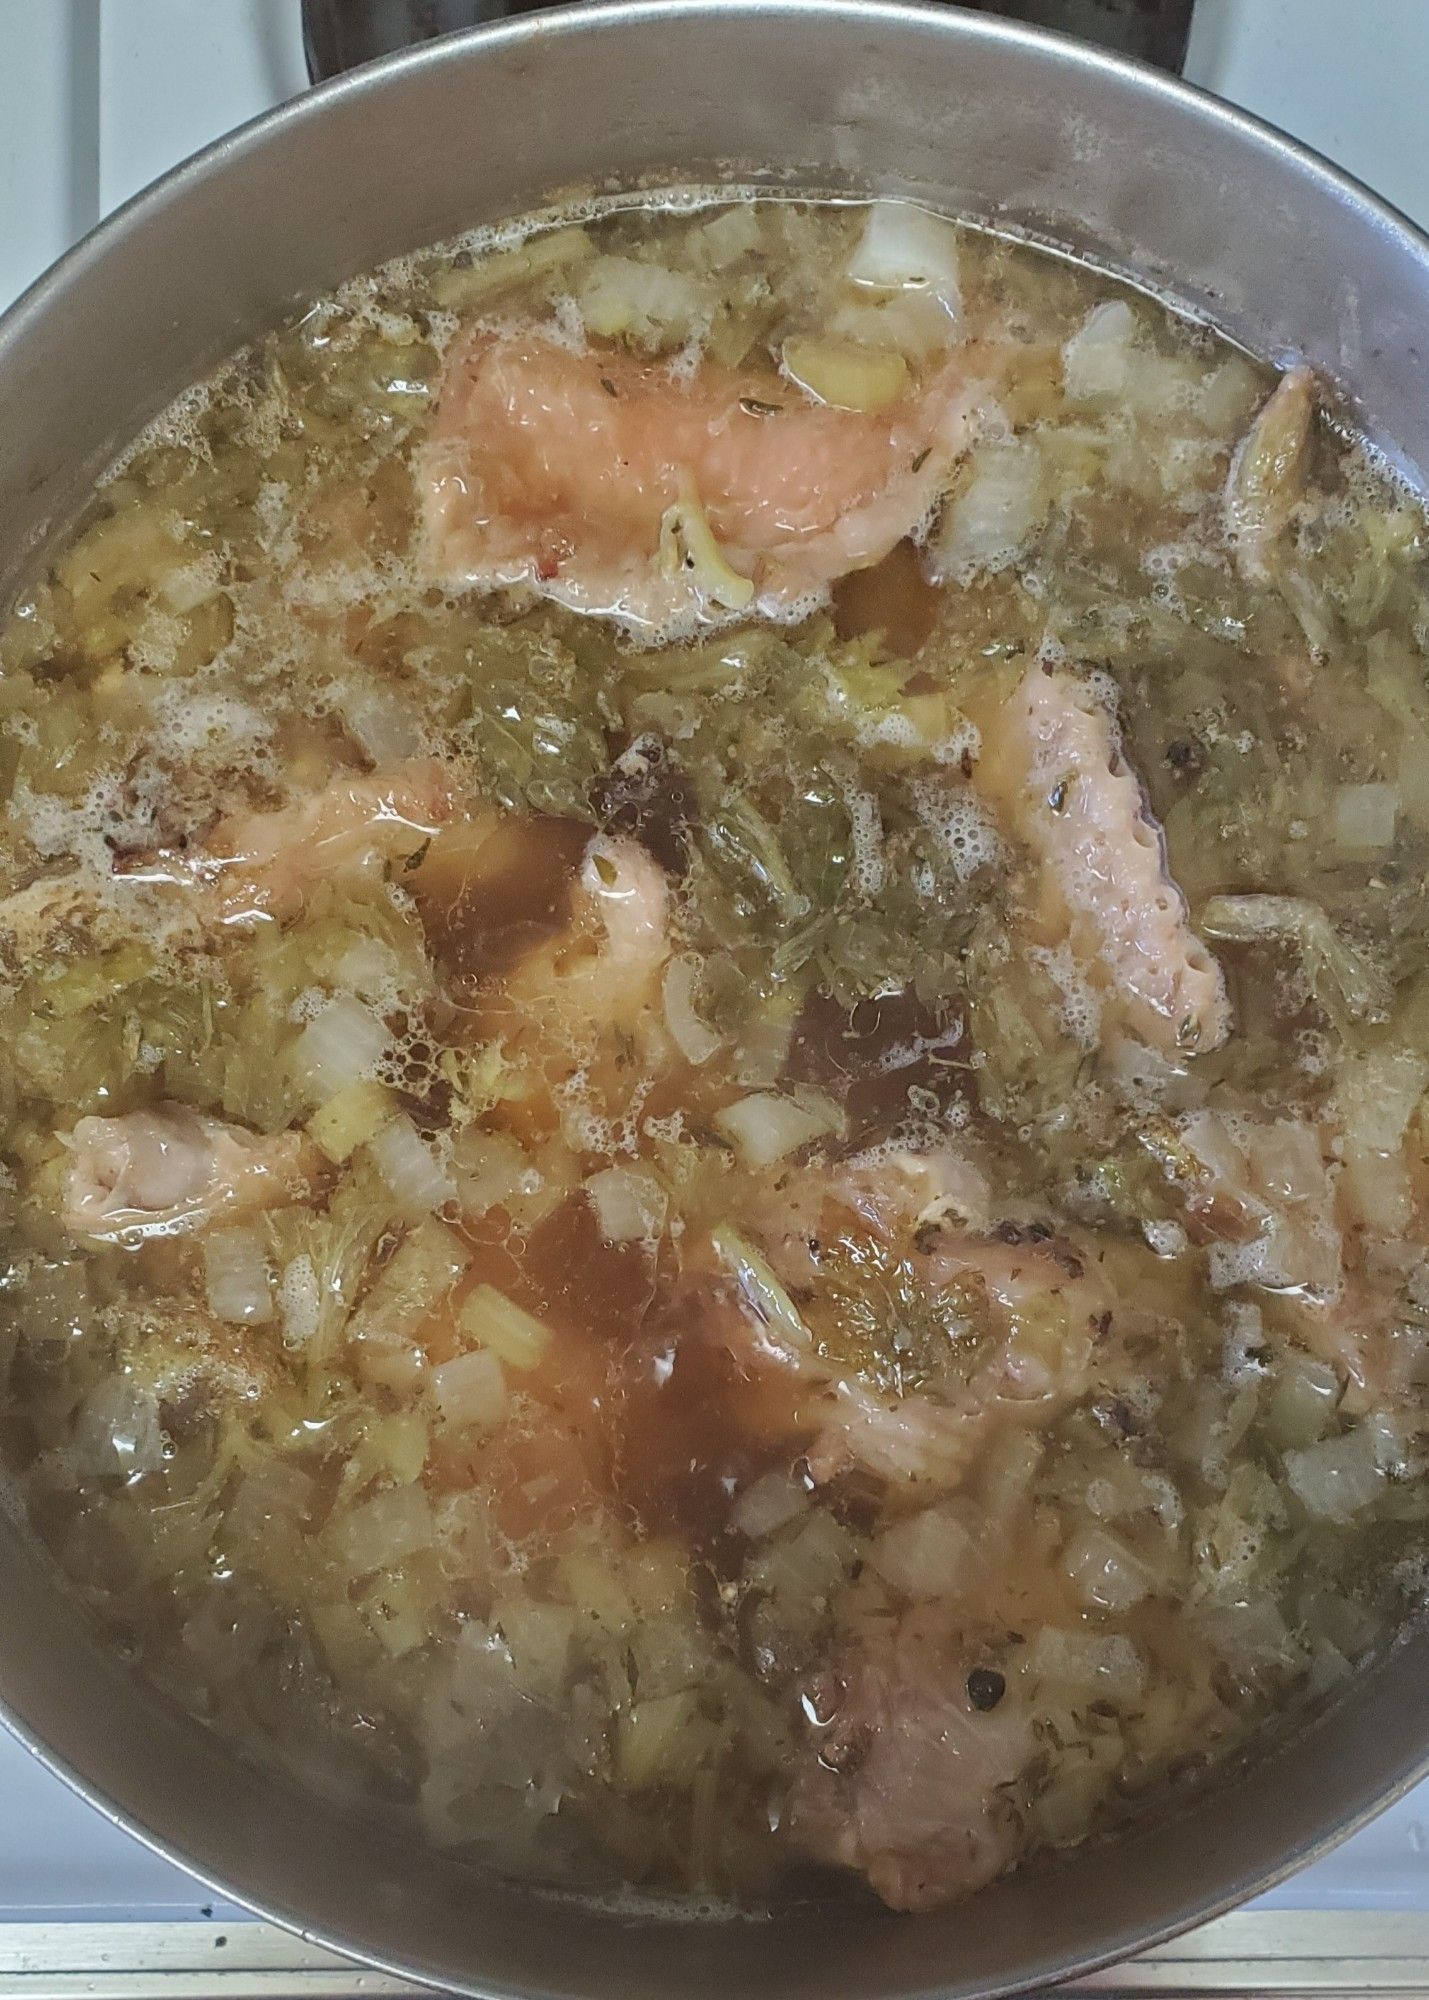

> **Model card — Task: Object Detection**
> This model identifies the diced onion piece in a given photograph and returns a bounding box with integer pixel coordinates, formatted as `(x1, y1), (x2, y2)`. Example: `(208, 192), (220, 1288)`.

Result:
(1332, 781), (1398, 857)
(662, 954), (723, 1066)
(700, 204), (762, 267)
(930, 436), (1046, 581)
(1062, 1524), (1152, 1612)
(430, 224), (594, 309)
(308, 1079), (394, 1163)
(1025, 1627), (1146, 1702)
(351, 1217), (472, 1357)
(433, 1348), (508, 1434)
(1284, 1428), (1385, 1521)
(559, 1549), (635, 1632)
(458, 1283), (552, 1371)
(618, 1690), (698, 1789)
(1265, 1355), (1341, 1450)
(450, 1129), (534, 1218)
(730, 1470), (809, 1541)
(341, 684), (423, 763)
(585, 1165), (668, 1246)
(848, 200), (962, 308)
(203, 1225), (273, 1325)
(781, 336), (909, 414)
(335, 936), (402, 1001)
(366, 1112), (456, 1218)
(1200, 893), (1392, 1024)
(73, 1375), (166, 1478)
(293, 995), (389, 1098)
(337, 1483), (435, 1574)
(869, 1505), (973, 1597)
(1062, 300), (1138, 401)
(579, 254), (709, 345)
(371, 1409), (429, 1484)
(658, 490), (755, 611)
(714, 1089), (842, 1168)
(710, 1224), (810, 1353)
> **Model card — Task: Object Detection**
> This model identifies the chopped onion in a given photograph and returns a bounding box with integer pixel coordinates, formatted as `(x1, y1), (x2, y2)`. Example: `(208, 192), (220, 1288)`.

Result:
(714, 1088), (843, 1168)
(618, 1690), (699, 1789)
(451, 1128), (530, 1217)
(710, 1224), (811, 1354)
(730, 1469), (809, 1541)
(277, 1252), (321, 1348)
(366, 1112), (456, 1218)
(293, 995), (389, 1098)
(351, 1217), (471, 1357)
(847, 200), (962, 309)
(1025, 1627), (1146, 1702)
(1332, 781), (1398, 857)
(585, 1165), (668, 1246)
(308, 1078), (393, 1163)
(1062, 300), (1138, 402)
(1062, 1524), (1152, 1612)
(658, 490), (755, 612)
(1285, 1428), (1385, 1521)
(72, 1374), (166, 1478)
(433, 1348), (508, 1434)
(930, 436), (1046, 582)
(458, 1283), (551, 1370)
(341, 684), (423, 764)
(337, 1483), (435, 1574)
(661, 954), (723, 1066)
(203, 1225), (273, 1325)
(781, 336), (909, 414)
(579, 254), (709, 345)
(869, 1505), (973, 1597)
(335, 936), (402, 1001)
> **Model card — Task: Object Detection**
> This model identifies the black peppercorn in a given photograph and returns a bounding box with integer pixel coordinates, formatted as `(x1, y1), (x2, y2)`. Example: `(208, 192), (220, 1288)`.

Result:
(967, 1667), (1006, 1712)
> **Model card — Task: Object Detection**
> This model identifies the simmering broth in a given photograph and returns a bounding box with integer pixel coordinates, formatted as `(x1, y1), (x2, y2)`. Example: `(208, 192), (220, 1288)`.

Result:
(2, 195), (1429, 1910)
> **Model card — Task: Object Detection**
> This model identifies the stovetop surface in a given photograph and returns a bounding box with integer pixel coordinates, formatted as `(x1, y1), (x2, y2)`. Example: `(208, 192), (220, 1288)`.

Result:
(3, 0), (1429, 1983)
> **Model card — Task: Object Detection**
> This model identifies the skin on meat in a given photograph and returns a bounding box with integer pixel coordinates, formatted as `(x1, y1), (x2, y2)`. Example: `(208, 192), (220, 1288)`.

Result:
(62, 1103), (316, 1243)
(420, 331), (977, 632)
(791, 1611), (1034, 1910)
(709, 1148), (1114, 1489)
(202, 759), (454, 924)
(1223, 366), (1314, 586)
(971, 663), (1230, 1058)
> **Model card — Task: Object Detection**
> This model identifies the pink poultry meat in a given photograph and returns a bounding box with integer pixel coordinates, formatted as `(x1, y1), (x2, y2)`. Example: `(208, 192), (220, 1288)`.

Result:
(972, 663), (1230, 1058)
(63, 1103), (315, 1243)
(791, 1611), (1034, 1909)
(421, 331), (976, 631)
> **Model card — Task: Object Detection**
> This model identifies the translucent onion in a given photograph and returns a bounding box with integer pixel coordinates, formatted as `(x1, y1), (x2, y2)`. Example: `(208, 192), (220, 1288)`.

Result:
(1025, 1627), (1146, 1702)
(781, 337), (909, 414)
(341, 684), (423, 764)
(585, 1165), (668, 1246)
(1285, 1428), (1385, 1522)
(293, 995), (390, 1098)
(714, 1088), (843, 1168)
(1331, 781), (1398, 857)
(457, 1284), (552, 1371)
(661, 954), (723, 1066)
(657, 490), (755, 612)
(337, 1483), (436, 1574)
(72, 1374), (166, 1478)
(847, 200), (962, 308)
(930, 436), (1046, 582)
(350, 1217), (472, 1355)
(203, 1225), (273, 1326)
(1062, 1524), (1152, 1612)
(730, 1469), (809, 1541)
(869, 1505), (973, 1598)
(367, 1112), (456, 1218)
(710, 1224), (811, 1354)
(1062, 300), (1137, 402)
(433, 1348), (508, 1434)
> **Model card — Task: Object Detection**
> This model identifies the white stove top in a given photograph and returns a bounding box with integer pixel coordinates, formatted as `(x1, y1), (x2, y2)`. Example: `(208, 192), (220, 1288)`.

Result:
(3, 2), (1429, 1990)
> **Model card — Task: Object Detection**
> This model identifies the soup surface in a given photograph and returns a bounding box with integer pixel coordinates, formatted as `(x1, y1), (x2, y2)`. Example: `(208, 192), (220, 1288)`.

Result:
(3, 196), (1429, 1911)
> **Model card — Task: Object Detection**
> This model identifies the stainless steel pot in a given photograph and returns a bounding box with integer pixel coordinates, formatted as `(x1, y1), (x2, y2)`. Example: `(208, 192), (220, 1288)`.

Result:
(2, 7), (1428, 1995)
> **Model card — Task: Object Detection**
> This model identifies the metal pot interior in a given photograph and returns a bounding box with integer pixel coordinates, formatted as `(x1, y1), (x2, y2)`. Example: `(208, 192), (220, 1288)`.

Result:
(2, 7), (1429, 1995)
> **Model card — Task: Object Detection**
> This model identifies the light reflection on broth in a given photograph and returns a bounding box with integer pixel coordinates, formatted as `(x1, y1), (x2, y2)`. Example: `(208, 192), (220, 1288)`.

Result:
(1, 193), (1429, 1911)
